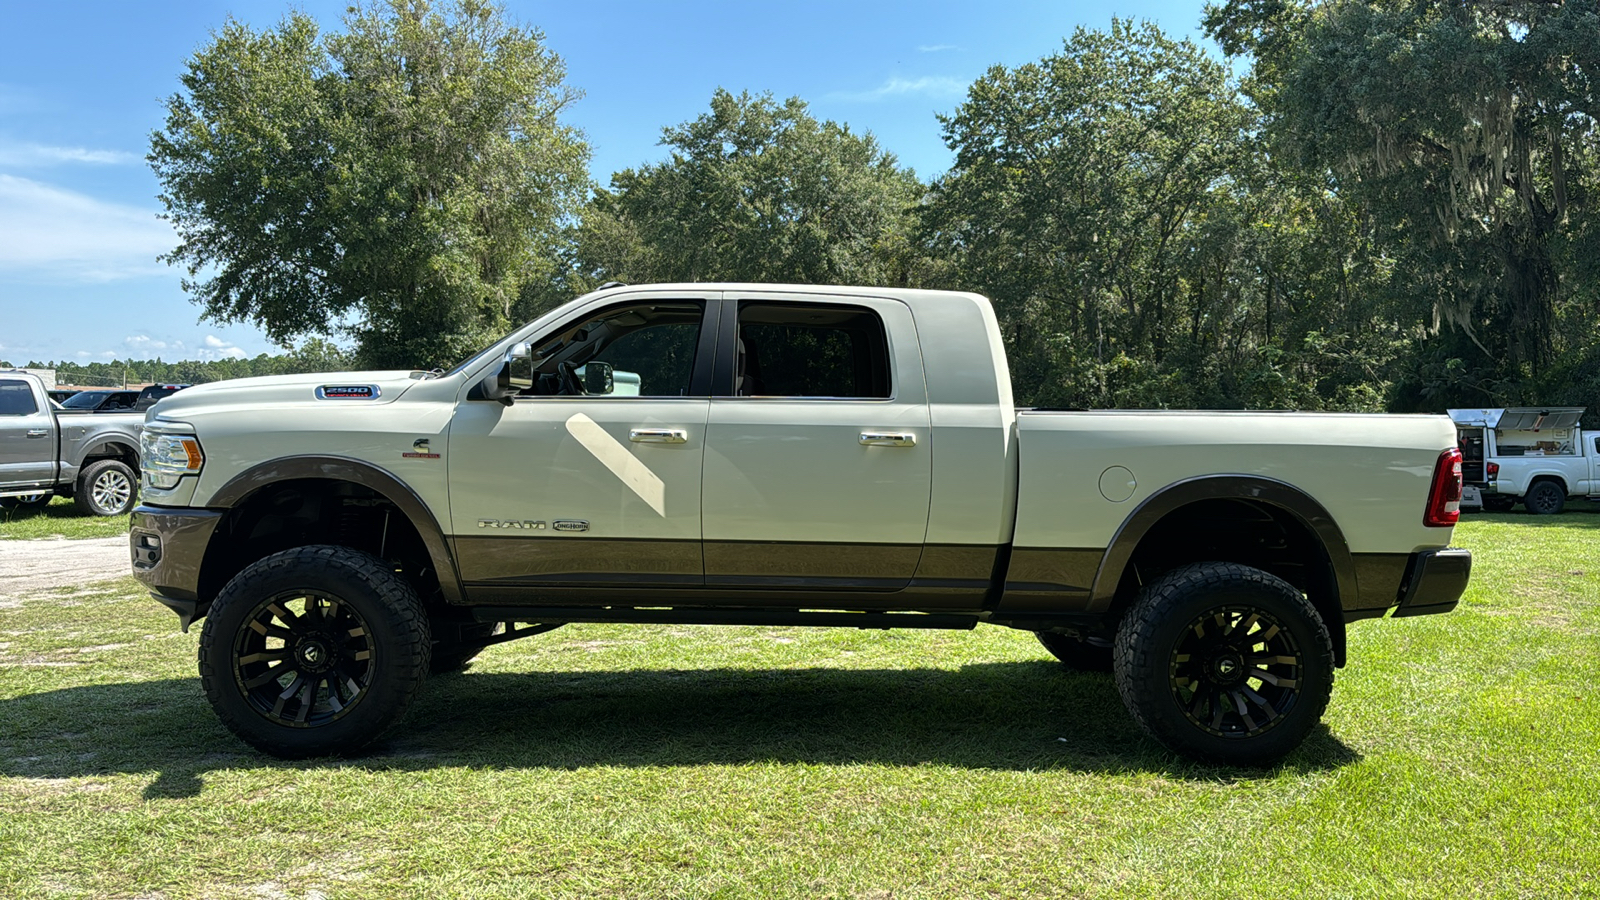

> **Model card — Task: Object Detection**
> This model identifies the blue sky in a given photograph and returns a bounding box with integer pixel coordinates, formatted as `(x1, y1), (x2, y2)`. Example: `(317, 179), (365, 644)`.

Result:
(0, 0), (1210, 370)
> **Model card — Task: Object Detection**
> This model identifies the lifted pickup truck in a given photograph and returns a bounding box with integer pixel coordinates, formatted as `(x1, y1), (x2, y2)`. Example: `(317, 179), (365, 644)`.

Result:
(1, 370), (144, 515)
(129, 284), (1471, 764)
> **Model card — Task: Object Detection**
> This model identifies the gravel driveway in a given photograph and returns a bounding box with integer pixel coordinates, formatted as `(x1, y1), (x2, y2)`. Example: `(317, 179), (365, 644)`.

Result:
(0, 536), (130, 600)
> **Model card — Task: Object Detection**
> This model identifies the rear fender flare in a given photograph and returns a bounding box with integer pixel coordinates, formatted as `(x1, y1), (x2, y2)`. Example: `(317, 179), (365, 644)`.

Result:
(1089, 475), (1357, 617)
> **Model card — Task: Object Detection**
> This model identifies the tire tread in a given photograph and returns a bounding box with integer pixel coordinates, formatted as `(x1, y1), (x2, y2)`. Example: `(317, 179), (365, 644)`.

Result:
(198, 544), (431, 758)
(1113, 561), (1334, 765)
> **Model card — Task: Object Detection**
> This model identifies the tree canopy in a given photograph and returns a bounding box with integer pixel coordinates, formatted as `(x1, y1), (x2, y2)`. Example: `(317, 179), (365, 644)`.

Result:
(149, 0), (590, 369)
(571, 89), (928, 291)
(135, 2), (1600, 419)
(1207, 0), (1600, 406)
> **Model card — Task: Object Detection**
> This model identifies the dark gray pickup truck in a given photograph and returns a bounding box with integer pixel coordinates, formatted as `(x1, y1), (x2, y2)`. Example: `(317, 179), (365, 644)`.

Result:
(0, 371), (143, 516)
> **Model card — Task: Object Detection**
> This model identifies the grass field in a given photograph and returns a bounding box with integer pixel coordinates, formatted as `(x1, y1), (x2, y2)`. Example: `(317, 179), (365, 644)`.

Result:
(1, 513), (1597, 898)
(0, 496), (128, 541)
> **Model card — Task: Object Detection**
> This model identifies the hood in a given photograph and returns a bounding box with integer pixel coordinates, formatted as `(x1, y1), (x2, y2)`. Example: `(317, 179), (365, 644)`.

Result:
(145, 370), (427, 419)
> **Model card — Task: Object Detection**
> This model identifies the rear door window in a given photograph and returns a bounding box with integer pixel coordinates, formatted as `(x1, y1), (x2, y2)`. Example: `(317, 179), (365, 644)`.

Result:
(731, 302), (891, 398)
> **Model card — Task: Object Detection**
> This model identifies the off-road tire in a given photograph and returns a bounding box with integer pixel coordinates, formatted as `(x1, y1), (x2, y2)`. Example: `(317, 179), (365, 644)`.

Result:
(1113, 562), (1334, 766)
(73, 459), (137, 516)
(199, 545), (431, 758)
(429, 622), (502, 675)
(1524, 480), (1566, 515)
(1036, 631), (1114, 672)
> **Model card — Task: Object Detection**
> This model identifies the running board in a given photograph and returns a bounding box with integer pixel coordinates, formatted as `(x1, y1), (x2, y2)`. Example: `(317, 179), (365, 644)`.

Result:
(467, 606), (979, 631)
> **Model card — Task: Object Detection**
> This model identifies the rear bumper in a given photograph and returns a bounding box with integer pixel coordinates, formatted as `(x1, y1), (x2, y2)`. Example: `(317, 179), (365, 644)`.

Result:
(1391, 548), (1472, 618)
(129, 504), (223, 631)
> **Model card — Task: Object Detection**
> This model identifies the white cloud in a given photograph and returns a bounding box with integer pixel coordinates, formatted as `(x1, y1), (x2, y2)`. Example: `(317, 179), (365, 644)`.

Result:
(917, 44), (959, 53)
(0, 141), (139, 167)
(123, 334), (177, 353)
(201, 335), (247, 360)
(827, 76), (969, 103)
(0, 174), (175, 281)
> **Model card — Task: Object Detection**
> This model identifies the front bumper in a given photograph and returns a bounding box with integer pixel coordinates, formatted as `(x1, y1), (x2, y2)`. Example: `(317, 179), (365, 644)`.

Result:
(1391, 548), (1473, 618)
(129, 504), (224, 631)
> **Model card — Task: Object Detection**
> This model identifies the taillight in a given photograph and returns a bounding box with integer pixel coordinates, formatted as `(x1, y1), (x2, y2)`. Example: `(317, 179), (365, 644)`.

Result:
(1425, 447), (1464, 527)
(1487, 461), (1500, 478)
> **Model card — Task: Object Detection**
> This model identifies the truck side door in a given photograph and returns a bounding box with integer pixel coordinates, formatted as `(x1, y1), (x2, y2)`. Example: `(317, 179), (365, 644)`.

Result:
(701, 295), (932, 592)
(446, 293), (718, 596)
(1591, 434), (1600, 494)
(0, 378), (57, 491)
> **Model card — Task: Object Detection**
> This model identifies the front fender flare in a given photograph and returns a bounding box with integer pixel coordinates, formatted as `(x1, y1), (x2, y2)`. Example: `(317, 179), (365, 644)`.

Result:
(208, 455), (464, 604)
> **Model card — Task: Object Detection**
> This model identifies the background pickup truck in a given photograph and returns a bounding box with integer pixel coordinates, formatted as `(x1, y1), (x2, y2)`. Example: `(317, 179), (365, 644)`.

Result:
(1452, 407), (1598, 514)
(1, 370), (143, 516)
(128, 284), (1471, 765)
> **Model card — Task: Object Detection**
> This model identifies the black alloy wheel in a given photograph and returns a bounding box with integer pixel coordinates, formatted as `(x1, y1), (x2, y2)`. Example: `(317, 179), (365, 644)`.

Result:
(231, 592), (376, 727)
(1524, 481), (1565, 515)
(1167, 605), (1303, 738)
(1114, 562), (1334, 766)
(199, 545), (430, 758)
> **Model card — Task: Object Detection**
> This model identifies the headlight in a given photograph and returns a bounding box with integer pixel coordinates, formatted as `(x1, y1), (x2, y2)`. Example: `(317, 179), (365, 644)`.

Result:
(141, 426), (205, 489)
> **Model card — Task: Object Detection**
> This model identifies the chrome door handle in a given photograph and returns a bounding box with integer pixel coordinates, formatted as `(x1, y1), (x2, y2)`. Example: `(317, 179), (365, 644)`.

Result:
(629, 428), (687, 444)
(859, 431), (916, 447)
(26, 429), (49, 438)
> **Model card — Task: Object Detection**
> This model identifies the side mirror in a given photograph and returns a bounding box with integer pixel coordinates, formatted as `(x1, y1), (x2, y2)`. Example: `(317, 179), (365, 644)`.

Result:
(583, 361), (614, 395)
(476, 342), (531, 405)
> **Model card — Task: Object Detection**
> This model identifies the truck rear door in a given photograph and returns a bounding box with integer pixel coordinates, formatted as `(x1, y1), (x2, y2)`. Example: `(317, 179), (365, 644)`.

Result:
(0, 377), (56, 490)
(701, 294), (932, 591)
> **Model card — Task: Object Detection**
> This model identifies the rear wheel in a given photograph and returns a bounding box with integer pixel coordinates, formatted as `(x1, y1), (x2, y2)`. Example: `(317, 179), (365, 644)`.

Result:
(1524, 481), (1566, 515)
(1114, 562), (1334, 766)
(74, 459), (137, 516)
(0, 493), (51, 510)
(1036, 631), (1114, 672)
(199, 545), (431, 758)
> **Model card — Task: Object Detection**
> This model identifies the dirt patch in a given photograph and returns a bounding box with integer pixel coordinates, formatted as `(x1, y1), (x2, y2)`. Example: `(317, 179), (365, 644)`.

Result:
(0, 536), (128, 600)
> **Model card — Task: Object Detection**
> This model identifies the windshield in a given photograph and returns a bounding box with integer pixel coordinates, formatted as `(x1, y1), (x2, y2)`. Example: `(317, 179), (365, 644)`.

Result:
(443, 335), (514, 379)
(60, 391), (113, 409)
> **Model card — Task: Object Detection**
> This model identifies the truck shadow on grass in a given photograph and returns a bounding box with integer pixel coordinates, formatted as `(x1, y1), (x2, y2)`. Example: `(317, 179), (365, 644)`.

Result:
(0, 662), (1360, 799)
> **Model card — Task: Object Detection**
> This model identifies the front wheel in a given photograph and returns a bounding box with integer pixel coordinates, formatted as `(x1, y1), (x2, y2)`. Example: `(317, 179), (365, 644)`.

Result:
(74, 459), (137, 516)
(199, 545), (431, 758)
(1113, 562), (1334, 766)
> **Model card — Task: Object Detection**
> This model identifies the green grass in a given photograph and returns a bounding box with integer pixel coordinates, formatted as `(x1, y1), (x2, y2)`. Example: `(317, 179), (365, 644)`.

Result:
(0, 495), (127, 540)
(2, 514), (1597, 898)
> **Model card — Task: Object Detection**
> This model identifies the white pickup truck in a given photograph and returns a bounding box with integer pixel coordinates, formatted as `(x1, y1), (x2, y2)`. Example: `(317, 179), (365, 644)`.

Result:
(129, 284), (1471, 765)
(1451, 407), (1597, 514)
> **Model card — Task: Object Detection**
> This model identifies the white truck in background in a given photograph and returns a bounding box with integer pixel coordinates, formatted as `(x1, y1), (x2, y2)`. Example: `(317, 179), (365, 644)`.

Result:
(1451, 407), (1599, 514)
